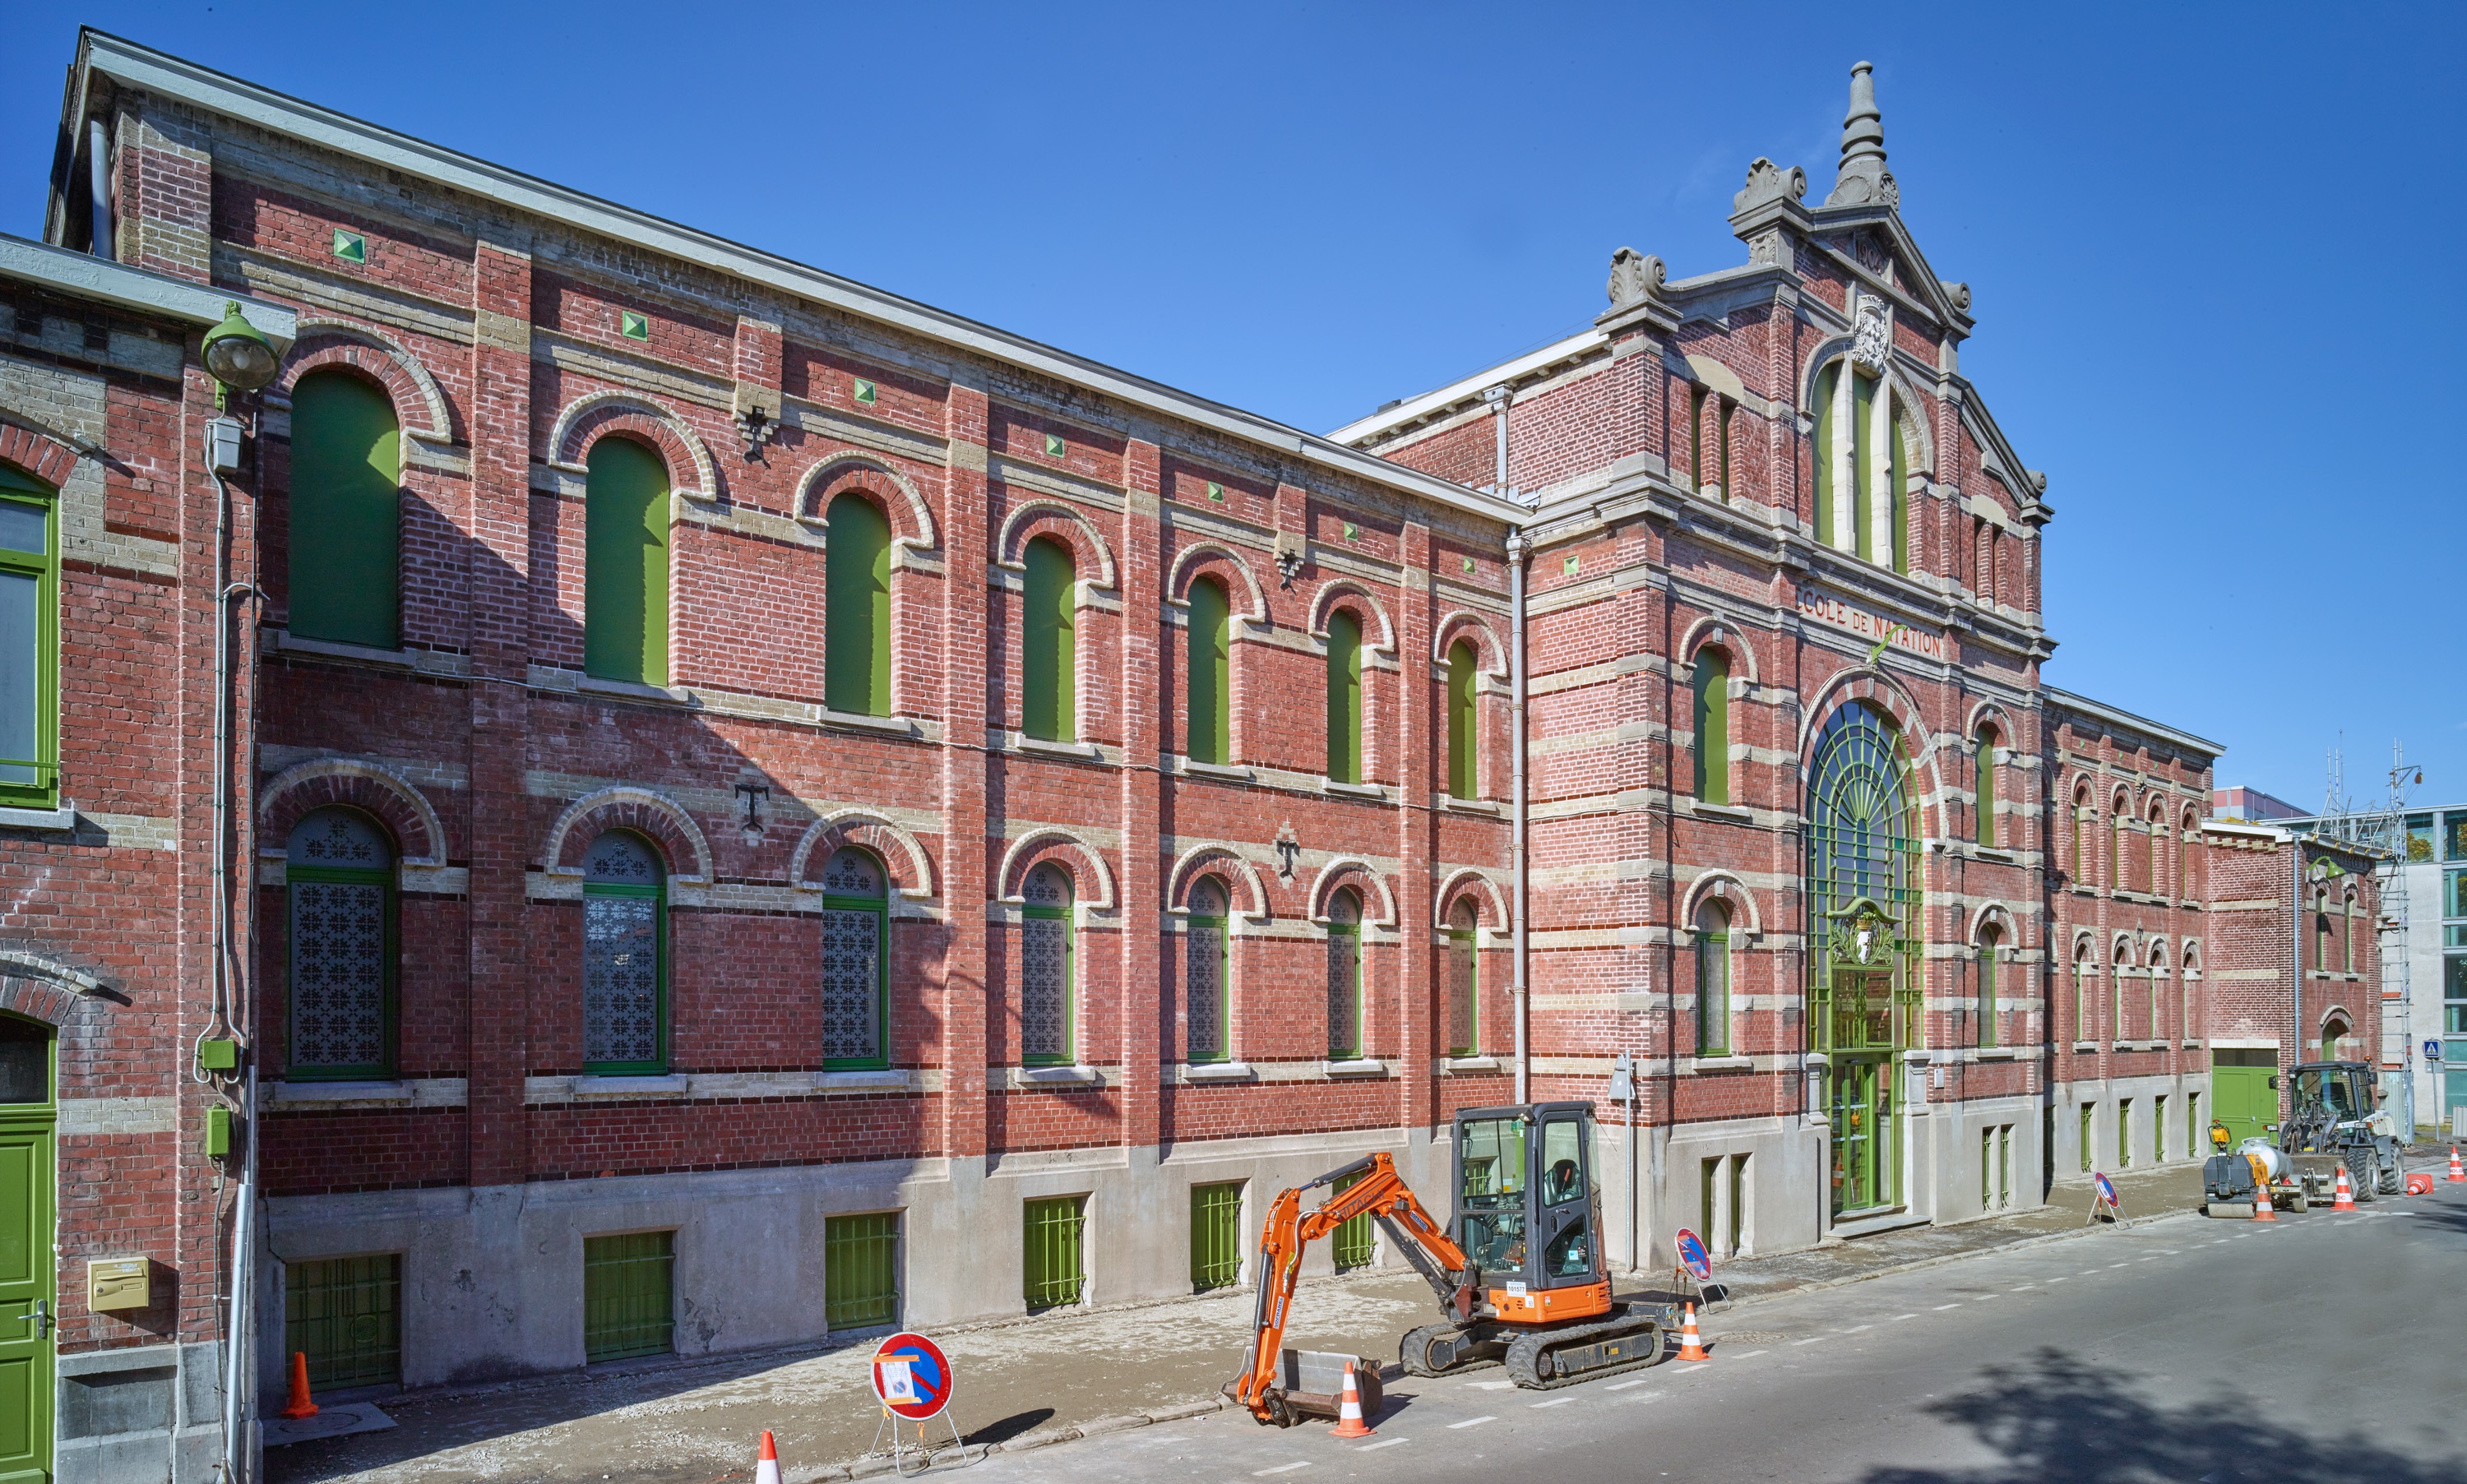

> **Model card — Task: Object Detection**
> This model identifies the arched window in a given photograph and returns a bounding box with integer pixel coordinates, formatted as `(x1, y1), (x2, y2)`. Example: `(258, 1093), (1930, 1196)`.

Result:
(1022, 537), (1076, 742)
(1806, 703), (1919, 1057)
(1445, 897), (1479, 1057)
(1187, 576), (1230, 765)
(2148, 944), (2166, 1042)
(1809, 361), (1909, 572)
(289, 369), (400, 650)
(2072, 787), (2092, 885)
(1977, 925), (2001, 1049)
(584, 438), (670, 686)
(2147, 809), (2164, 899)
(1021, 863), (1074, 1065)
(824, 492), (891, 716)
(1973, 728), (1997, 848)
(2342, 890), (2359, 973)
(1326, 609), (1363, 784)
(2312, 888), (2331, 973)
(2113, 941), (2133, 1042)
(1326, 888), (1363, 1060)
(2113, 801), (2134, 894)
(1446, 638), (1479, 798)
(2183, 942), (2201, 1042)
(583, 830), (666, 1074)
(287, 807), (396, 1078)
(0, 462), (59, 808)
(2072, 941), (2092, 1042)
(2180, 811), (2200, 899)
(1695, 898), (1731, 1056)
(1691, 648), (1729, 805)
(1185, 876), (1229, 1064)
(819, 847), (888, 1069)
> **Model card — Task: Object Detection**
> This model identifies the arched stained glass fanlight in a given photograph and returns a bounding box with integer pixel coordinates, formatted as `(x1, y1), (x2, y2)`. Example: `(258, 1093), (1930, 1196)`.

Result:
(1806, 702), (1921, 1055)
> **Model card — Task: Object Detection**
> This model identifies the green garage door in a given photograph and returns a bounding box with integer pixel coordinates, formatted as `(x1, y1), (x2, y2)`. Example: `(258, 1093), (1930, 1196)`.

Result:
(2212, 1049), (2279, 1147)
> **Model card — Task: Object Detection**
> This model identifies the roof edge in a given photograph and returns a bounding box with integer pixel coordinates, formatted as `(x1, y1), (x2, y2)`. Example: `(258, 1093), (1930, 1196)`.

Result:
(2043, 685), (2224, 758)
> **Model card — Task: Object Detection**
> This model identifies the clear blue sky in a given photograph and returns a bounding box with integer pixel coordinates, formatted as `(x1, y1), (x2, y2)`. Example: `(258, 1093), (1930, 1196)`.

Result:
(7, 3), (2460, 808)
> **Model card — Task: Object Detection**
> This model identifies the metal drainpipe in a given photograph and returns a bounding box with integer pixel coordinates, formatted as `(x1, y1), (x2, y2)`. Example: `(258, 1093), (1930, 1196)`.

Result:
(87, 121), (112, 258)
(1509, 531), (1530, 1105)
(2289, 834), (2303, 1128)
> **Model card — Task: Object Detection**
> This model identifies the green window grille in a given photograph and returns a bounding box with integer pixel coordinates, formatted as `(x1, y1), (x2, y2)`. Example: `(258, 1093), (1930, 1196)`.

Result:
(1445, 900), (1478, 1058)
(1023, 1195), (1086, 1310)
(286, 1255), (400, 1391)
(583, 1231), (674, 1362)
(287, 369), (401, 650)
(824, 492), (892, 716)
(2079, 1104), (2093, 1172)
(1325, 609), (1362, 783)
(1021, 536), (1076, 741)
(819, 848), (888, 1069)
(1186, 877), (1230, 1063)
(1695, 903), (1730, 1056)
(0, 464), (58, 809)
(1329, 1172), (1373, 1271)
(1187, 576), (1230, 765)
(1021, 864), (1075, 1065)
(286, 807), (397, 1079)
(583, 437), (669, 686)
(1326, 891), (1363, 1059)
(1190, 1182), (1242, 1292)
(1691, 649), (1728, 804)
(1446, 638), (1478, 798)
(1811, 363), (1836, 547)
(582, 832), (667, 1074)
(1805, 704), (1920, 1056)
(1973, 733), (1996, 846)
(825, 1213), (900, 1330)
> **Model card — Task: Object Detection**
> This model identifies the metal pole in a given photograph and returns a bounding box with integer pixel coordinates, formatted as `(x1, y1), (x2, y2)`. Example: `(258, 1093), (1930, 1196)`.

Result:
(1507, 530), (1530, 1105)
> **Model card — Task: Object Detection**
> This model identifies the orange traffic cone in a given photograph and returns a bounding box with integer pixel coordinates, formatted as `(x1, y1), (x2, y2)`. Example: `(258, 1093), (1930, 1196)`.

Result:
(2449, 1146), (2465, 1182)
(1676, 1301), (1710, 1361)
(2252, 1180), (2276, 1222)
(753, 1430), (782, 1484)
(1329, 1359), (1376, 1438)
(280, 1351), (319, 1420)
(2333, 1167), (2356, 1211)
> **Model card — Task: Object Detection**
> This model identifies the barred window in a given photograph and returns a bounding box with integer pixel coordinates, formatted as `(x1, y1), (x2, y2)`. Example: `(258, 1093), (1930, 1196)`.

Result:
(287, 807), (395, 1077)
(584, 831), (665, 1073)
(1021, 864), (1074, 1065)
(1326, 889), (1363, 1060)
(821, 848), (888, 1068)
(1186, 876), (1229, 1063)
(1446, 898), (1479, 1057)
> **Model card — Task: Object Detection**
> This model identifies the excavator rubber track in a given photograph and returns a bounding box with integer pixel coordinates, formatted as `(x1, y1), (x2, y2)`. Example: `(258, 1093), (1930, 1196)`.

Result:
(1501, 1305), (1669, 1390)
(1399, 1322), (1505, 1378)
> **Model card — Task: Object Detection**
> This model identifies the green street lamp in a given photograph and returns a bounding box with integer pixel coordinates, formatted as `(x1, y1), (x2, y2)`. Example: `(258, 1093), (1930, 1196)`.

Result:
(199, 301), (278, 408)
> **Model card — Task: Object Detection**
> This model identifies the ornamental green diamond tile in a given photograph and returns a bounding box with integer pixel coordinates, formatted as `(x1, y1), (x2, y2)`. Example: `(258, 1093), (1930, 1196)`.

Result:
(854, 377), (877, 405)
(1044, 432), (1065, 458)
(619, 312), (650, 340)
(331, 229), (366, 263)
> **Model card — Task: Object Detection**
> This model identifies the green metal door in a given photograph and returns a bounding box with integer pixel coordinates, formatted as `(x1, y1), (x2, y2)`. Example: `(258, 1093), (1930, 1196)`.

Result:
(1190, 1183), (1241, 1292)
(824, 1214), (899, 1330)
(285, 1255), (400, 1389)
(582, 1232), (674, 1363)
(0, 1120), (50, 1484)
(1829, 1056), (1893, 1216)
(2211, 1051), (2279, 1148)
(1023, 1197), (1085, 1310)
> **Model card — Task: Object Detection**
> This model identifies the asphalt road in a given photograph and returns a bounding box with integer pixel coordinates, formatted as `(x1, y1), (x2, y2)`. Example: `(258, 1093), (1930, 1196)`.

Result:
(971, 1181), (2467, 1484)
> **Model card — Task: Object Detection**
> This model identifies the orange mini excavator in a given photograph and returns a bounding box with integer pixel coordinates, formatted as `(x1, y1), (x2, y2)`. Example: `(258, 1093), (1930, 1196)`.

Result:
(1231, 1103), (1671, 1424)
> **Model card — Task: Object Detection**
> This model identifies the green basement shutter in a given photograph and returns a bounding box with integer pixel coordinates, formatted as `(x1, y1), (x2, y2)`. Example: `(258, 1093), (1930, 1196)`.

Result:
(1692, 650), (1728, 804)
(0, 466), (58, 808)
(584, 438), (669, 686)
(1187, 576), (1229, 765)
(1850, 370), (1876, 562)
(825, 1212), (900, 1329)
(1022, 536), (1076, 741)
(583, 1231), (674, 1362)
(1974, 732), (1997, 846)
(1023, 1195), (1086, 1309)
(1325, 609), (1362, 783)
(286, 1255), (400, 1390)
(824, 492), (892, 715)
(1330, 1172), (1373, 1270)
(288, 370), (400, 649)
(1811, 363), (1837, 548)
(1446, 638), (1478, 797)
(1191, 1182), (1242, 1292)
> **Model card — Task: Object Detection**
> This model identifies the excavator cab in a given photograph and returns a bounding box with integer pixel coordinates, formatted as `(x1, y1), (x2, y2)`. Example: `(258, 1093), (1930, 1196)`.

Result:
(1453, 1103), (1606, 1296)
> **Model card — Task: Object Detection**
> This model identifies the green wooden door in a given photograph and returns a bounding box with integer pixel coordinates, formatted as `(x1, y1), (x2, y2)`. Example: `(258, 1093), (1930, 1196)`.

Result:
(2212, 1051), (2280, 1148)
(582, 1232), (673, 1363)
(0, 1120), (52, 1484)
(1829, 1056), (1893, 1217)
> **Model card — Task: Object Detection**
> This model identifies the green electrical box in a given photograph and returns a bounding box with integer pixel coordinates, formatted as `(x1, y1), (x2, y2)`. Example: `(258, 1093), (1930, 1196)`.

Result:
(201, 1105), (232, 1158)
(197, 1038), (239, 1072)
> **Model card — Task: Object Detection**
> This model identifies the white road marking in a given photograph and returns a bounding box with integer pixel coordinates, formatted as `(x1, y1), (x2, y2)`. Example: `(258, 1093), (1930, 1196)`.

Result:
(1466, 1381), (1516, 1390)
(2045, 1277), (2068, 1284)
(1530, 1397), (1576, 1408)
(1605, 1377), (1660, 1391)
(1729, 1350), (1768, 1359)
(1793, 1336), (1829, 1345)
(1932, 1303), (1962, 1311)
(1447, 1417), (1496, 1430)
(1357, 1438), (1409, 1451)
(1891, 1313), (1919, 1320)
(1837, 1325), (1872, 1333)
(1253, 1464), (1312, 1477)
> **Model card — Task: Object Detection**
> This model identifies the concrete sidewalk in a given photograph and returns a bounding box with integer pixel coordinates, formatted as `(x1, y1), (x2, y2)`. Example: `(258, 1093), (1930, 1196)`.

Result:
(257, 1158), (2312, 1484)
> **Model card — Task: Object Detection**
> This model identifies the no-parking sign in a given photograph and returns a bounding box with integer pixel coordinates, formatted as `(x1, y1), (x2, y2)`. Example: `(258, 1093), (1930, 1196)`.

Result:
(872, 1333), (954, 1420)
(1673, 1227), (1713, 1280)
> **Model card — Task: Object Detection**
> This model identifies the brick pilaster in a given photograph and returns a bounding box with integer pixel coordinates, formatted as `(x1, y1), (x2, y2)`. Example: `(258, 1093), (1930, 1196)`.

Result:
(940, 381), (992, 1161)
(1119, 438), (1164, 1149)
(1398, 520), (1436, 1131)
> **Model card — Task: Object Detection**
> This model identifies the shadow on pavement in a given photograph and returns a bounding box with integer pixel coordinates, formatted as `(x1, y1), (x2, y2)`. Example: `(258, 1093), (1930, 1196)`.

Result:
(1857, 1349), (2466, 1484)
(963, 1408), (1055, 1446)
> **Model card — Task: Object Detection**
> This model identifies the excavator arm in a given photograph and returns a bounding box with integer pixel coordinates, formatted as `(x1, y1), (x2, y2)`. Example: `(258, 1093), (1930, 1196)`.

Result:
(1232, 1152), (1476, 1422)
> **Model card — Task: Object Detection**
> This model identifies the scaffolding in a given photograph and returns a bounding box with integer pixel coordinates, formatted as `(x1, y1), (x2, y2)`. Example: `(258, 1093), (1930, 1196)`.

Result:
(2304, 742), (2421, 1132)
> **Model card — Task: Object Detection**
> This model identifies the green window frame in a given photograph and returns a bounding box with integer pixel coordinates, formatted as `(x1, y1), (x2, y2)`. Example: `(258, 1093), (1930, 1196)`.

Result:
(2079, 1103), (2093, 1172)
(1023, 1195), (1086, 1310)
(2182, 816), (2199, 898)
(0, 464), (58, 809)
(583, 1230), (675, 1362)
(285, 1255), (401, 1391)
(824, 1212), (900, 1330)
(1022, 536), (1076, 742)
(824, 491), (892, 716)
(1977, 927), (2000, 1049)
(1190, 1181), (1242, 1292)
(1850, 368), (1876, 562)
(2113, 950), (2130, 1041)
(1446, 637), (1478, 798)
(2155, 1093), (2169, 1162)
(2186, 1092), (2201, 1158)
(2149, 815), (2164, 897)
(1717, 396), (1733, 501)
(1687, 385), (1709, 489)
(1185, 876), (1230, 1064)
(819, 848), (890, 1070)
(1021, 863), (1075, 1066)
(1329, 1172), (1374, 1271)
(583, 437), (670, 686)
(1445, 899), (1479, 1058)
(1326, 890), (1363, 1060)
(1187, 576), (1230, 765)
(1325, 608), (1362, 784)
(1695, 900), (1730, 1055)
(287, 368), (401, 650)
(285, 807), (399, 1080)
(1981, 1128), (1993, 1212)
(2073, 950), (2090, 1041)
(582, 831), (668, 1075)
(2073, 794), (2091, 884)
(2117, 1099), (2133, 1168)
(1811, 363), (1837, 547)
(2344, 892), (2358, 973)
(2115, 816), (2132, 894)
(1887, 393), (1909, 573)
(1973, 732), (1996, 847)
(1691, 649), (1729, 804)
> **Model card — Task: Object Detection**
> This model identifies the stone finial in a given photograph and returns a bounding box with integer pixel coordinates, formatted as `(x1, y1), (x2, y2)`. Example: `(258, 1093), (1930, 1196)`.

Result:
(1826, 61), (1900, 208)
(1733, 157), (1807, 215)
(1605, 247), (1665, 307)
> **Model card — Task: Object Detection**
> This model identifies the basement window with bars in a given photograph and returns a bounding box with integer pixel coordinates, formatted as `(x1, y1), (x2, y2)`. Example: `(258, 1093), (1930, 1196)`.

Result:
(286, 1255), (400, 1391)
(583, 1231), (675, 1363)
(1329, 1172), (1375, 1271)
(825, 1213), (900, 1330)
(1191, 1182), (1243, 1292)
(1023, 1196), (1087, 1310)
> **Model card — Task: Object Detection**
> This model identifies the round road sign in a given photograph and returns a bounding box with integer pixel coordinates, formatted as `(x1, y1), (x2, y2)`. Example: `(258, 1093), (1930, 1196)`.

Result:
(2092, 1172), (2118, 1207)
(1674, 1227), (1713, 1280)
(871, 1333), (954, 1420)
